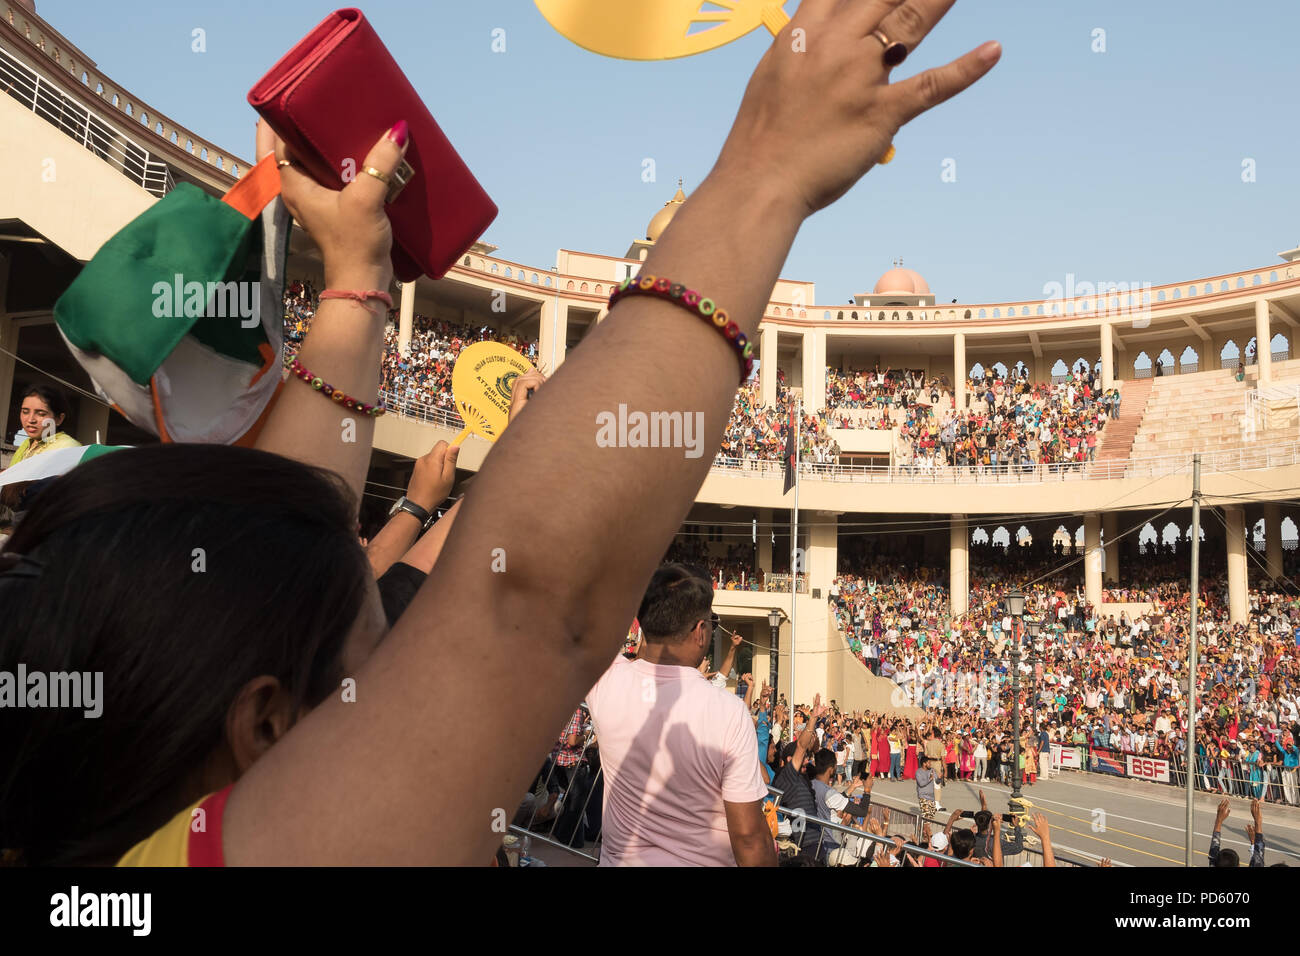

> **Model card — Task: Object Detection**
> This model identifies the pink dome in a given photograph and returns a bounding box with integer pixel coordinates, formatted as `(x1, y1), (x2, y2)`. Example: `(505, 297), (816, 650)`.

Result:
(873, 268), (930, 295)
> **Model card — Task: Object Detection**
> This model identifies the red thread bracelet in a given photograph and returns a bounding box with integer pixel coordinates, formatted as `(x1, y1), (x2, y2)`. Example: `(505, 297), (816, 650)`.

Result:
(319, 289), (394, 312)
(608, 276), (754, 382)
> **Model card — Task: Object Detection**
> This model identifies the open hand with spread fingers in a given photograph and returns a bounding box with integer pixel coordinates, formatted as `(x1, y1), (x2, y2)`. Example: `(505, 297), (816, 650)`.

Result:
(717, 0), (1001, 219)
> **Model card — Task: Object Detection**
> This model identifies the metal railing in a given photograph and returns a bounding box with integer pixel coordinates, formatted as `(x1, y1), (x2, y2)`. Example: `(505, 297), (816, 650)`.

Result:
(769, 786), (982, 867)
(1244, 384), (1300, 444)
(379, 391), (466, 431)
(379, 391), (1300, 485)
(0, 44), (173, 197)
(510, 733), (604, 865)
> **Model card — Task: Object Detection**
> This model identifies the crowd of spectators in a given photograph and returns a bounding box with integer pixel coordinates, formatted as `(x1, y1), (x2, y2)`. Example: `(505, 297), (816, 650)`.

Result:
(713, 382), (841, 467)
(281, 279), (540, 414)
(823, 364), (1124, 474)
(823, 544), (1300, 809)
(664, 537), (767, 591)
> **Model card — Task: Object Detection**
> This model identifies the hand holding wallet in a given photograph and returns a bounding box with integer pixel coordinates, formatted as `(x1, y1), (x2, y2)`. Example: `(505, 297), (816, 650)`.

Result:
(249, 8), (497, 281)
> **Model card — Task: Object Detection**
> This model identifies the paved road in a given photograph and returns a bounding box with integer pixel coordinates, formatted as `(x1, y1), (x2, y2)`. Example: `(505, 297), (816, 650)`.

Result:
(862, 770), (1300, 867)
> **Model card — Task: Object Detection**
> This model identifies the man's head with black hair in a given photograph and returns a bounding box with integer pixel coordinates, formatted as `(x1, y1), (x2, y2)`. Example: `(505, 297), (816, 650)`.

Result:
(636, 563), (715, 668)
(950, 829), (976, 860)
(811, 748), (837, 780)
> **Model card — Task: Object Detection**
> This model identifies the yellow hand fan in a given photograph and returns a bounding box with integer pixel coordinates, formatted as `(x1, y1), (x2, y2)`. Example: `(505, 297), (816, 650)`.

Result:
(534, 0), (791, 61)
(448, 341), (538, 446)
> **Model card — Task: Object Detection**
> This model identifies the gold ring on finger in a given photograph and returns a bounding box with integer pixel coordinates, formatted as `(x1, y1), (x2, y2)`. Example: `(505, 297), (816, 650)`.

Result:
(871, 29), (909, 68)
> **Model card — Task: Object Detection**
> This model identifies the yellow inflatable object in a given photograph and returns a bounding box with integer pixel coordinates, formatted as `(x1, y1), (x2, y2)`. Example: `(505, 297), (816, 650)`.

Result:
(534, 0), (790, 61)
(448, 341), (538, 445)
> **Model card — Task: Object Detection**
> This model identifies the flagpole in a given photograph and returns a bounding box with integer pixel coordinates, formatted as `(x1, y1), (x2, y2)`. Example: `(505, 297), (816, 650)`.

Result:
(790, 394), (800, 711)
(1184, 454), (1202, 866)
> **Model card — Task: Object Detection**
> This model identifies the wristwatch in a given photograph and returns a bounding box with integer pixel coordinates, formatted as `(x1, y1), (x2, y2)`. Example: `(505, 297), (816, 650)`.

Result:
(389, 496), (434, 531)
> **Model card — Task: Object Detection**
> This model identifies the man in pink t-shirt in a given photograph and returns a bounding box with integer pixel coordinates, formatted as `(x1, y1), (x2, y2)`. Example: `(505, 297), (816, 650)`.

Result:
(586, 564), (775, 866)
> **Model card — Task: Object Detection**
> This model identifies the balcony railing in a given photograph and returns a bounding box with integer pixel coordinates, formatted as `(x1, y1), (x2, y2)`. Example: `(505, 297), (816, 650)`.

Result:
(380, 394), (1300, 485)
(379, 391), (465, 431)
(0, 43), (173, 197)
(2, 4), (245, 183)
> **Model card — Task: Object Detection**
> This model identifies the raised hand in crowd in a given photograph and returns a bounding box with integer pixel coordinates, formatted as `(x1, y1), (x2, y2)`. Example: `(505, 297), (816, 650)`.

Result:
(508, 369), (548, 424)
(367, 439), (460, 577)
(1028, 812), (1055, 867)
(253, 120), (408, 504)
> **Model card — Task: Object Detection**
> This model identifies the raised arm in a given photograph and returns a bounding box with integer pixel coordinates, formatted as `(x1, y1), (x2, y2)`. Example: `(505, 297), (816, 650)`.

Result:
(1248, 797), (1265, 867)
(716, 632), (743, 684)
(223, 0), (1000, 866)
(1028, 812), (1054, 867)
(366, 440), (459, 577)
(253, 121), (407, 507)
(791, 695), (828, 769)
(392, 498), (462, 574)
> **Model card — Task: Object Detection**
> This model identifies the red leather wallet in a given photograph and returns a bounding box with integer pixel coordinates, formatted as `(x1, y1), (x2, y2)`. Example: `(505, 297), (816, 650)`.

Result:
(248, 8), (497, 281)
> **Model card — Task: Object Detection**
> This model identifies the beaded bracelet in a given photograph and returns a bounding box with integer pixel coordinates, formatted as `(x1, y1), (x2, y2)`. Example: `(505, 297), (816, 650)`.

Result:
(608, 275), (754, 382)
(287, 358), (386, 416)
(319, 289), (395, 313)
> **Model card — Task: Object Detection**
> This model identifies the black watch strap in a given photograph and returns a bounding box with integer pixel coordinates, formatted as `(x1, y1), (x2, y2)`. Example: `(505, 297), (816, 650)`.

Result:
(393, 497), (433, 528)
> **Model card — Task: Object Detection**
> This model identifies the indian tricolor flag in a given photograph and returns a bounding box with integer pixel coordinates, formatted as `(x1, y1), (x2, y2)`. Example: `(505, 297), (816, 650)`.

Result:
(53, 155), (291, 446)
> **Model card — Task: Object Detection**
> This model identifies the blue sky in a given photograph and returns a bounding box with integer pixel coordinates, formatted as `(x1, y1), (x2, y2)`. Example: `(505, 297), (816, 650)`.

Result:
(42, 0), (1300, 304)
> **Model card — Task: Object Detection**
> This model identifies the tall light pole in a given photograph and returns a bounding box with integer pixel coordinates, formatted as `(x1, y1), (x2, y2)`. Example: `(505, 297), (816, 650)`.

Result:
(1184, 454), (1202, 867)
(767, 608), (784, 706)
(1006, 587), (1026, 836)
(1025, 618), (1042, 773)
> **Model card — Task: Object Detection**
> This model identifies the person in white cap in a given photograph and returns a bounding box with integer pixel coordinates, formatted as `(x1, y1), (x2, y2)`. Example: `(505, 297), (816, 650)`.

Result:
(922, 829), (948, 867)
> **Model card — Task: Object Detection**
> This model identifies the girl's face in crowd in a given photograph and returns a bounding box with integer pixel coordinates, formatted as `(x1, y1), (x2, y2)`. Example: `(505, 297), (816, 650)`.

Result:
(20, 396), (61, 439)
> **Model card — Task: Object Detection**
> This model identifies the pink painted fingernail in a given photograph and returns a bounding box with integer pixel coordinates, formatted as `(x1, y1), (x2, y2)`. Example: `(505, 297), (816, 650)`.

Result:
(387, 120), (409, 147)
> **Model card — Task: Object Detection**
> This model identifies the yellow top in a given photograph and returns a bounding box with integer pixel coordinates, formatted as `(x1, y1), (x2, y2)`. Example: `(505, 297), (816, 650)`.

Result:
(10, 431), (81, 465)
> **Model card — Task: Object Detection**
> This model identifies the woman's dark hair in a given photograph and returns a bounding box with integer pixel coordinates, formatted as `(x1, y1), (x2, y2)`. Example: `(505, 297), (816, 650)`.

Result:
(0, 444), (372, 865)
(19, 382), (70, 424)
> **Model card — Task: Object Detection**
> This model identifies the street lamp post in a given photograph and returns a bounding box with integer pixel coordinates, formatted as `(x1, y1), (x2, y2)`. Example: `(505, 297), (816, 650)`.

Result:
(767, 608), (784, 706)
(1025, 617), (1042, 772)
(1006, 588), (1026, 834)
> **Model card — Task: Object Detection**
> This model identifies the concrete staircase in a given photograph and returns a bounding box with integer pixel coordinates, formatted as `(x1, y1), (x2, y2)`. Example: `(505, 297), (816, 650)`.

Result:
(1128, 366), (1295, 458)
(1096, 378), (1153, 463)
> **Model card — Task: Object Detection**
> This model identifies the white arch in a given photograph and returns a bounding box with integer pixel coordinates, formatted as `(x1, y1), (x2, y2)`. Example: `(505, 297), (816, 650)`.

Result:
(1139, 522), (1157, 553)
(1282, 516), (1298, 549)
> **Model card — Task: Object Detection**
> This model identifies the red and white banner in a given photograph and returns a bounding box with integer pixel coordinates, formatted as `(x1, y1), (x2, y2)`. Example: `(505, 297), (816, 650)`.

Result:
(1052, 744), (1083, 770)
(1125, 754), (1171, 783)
